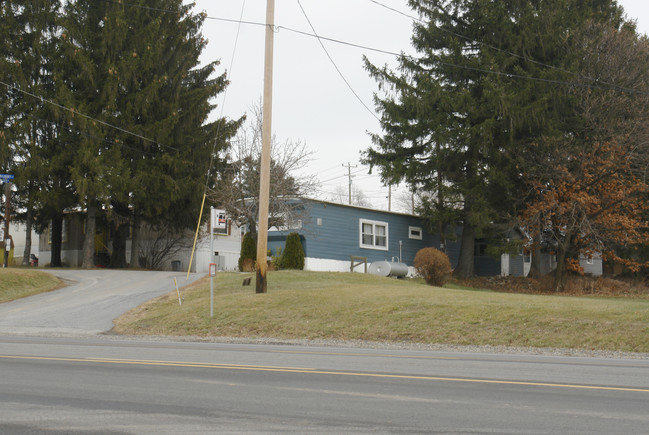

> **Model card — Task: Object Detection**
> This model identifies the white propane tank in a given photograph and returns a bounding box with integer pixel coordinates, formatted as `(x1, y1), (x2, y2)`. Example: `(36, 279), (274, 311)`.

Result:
(368, 261), (409, 278)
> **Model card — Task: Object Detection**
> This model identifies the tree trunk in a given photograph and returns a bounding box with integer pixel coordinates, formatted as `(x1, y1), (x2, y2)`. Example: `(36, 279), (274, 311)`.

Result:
(554, 248), (567, 292)
(110, 221), (129, 268)
(528, 242), (542, 279)
(50, 214), (63, 267)
(21, 208), (33, 266)
(129, 213), (140, 268)
(553, 231), (573, 292)
(81, 201), (97, 269)
(453, 219), (475, 279)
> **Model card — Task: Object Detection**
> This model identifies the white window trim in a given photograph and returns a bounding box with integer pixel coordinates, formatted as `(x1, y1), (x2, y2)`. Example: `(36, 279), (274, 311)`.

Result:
(359, 219), (389, 251)
(408, 226), (423, 240)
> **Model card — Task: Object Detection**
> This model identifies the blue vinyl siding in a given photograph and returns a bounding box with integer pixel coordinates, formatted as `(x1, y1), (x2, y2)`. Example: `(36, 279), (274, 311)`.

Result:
(265, 200), (517, 274)
(267, 201), (442, 266)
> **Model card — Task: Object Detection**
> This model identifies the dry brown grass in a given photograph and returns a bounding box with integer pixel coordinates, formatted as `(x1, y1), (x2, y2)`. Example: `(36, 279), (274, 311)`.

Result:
(0, 268), (64, 303)
(113, 271), (649, 353)
(453, 275), (649, 298)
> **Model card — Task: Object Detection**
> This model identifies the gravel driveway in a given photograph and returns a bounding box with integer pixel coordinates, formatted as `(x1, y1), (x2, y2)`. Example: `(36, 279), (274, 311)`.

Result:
(0, 269), (203, 336)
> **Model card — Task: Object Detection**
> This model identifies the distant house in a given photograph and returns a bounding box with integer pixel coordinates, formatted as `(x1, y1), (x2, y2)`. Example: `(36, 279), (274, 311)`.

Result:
(498, 228), (603, 277)
(36, 210), (241, 273)
(1, 222), (39, 264)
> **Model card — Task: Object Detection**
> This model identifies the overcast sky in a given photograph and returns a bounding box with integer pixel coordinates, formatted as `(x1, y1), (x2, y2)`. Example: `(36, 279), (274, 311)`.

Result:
(193, 0), (649, 213)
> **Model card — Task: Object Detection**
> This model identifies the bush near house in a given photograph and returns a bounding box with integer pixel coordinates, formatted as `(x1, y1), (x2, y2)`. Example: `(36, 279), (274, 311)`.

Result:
(238, 232), (256, 272)
(281, 232), (305, 270)
(414, 247), (452, 286)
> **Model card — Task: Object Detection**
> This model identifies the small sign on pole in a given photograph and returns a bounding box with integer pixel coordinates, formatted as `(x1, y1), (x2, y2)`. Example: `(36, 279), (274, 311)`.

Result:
(210, 208), (228, 235)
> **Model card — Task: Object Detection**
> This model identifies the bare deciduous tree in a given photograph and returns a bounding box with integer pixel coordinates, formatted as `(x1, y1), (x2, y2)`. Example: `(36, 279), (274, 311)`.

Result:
(136, 223), (192, 270)
(209, 100), (316, 233)
(328, 184), (372, 208)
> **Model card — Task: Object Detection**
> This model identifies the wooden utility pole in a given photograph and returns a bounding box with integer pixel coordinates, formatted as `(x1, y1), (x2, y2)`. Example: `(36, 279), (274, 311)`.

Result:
(256, 0), (275, 294)
(342, 162), (357, 205)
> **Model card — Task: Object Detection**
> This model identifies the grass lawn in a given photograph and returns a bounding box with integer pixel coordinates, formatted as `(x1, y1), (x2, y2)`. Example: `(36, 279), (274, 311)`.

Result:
(113, 270), (649, 353)
(0, 268), (63, 303)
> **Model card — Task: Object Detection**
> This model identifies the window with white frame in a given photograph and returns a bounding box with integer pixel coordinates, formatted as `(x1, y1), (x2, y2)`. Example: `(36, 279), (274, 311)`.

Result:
(359, 219), (388, 250)
(409, 226), (422, 240)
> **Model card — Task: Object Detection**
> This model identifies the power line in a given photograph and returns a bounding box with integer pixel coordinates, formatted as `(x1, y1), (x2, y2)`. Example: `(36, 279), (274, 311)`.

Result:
(205, 0), (247, 188)
(4, 108), (160, 158)
(296, 0), (379, 121)
(0, 80), (180, 153)
(99, 0), (649, 95)
(318, 167), (366, 184)
(367, 0), (633, 93)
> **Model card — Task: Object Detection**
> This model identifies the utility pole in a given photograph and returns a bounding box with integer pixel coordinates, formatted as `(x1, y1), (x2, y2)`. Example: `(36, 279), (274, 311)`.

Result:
(256, 0), (275, 294)
(342, 162), (357, 205)
(387, 185), (392, 212)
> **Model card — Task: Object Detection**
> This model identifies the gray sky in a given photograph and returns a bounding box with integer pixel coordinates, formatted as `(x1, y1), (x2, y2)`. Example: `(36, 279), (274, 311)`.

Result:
(195, 0), (649, 213)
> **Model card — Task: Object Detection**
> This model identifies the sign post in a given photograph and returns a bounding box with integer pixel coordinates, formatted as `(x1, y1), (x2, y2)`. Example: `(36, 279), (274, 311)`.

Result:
(1, 175), (13, 268)
(209, 208), (227, 317)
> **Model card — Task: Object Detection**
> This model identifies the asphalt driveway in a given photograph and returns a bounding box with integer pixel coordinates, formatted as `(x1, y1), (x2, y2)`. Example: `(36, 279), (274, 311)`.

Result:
(0, 269), (203, 335)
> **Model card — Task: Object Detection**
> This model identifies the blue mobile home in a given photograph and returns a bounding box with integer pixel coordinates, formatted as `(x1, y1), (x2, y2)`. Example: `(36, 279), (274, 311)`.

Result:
(267, 199), (458, 274)
(265, 199), (603, 277)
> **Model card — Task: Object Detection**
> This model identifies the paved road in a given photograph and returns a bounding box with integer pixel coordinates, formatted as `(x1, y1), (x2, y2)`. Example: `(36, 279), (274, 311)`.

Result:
(0, 270), (203, 335)
(1, 336), (648, 433)
(1, 271), (649, 432)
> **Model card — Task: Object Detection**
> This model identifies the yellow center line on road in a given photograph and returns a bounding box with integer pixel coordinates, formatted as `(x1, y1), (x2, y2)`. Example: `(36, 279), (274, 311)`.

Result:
(83, 356), (316, 371)
(269, 350), (461, 360)
(2, 354), (648, 394)
(0, 355), (316, 371)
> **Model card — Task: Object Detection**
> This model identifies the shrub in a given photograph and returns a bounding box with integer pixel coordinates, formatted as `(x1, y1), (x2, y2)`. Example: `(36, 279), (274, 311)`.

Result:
(270, 247), (283, 271)
(414, 247), (452, 286)
(238, 232), (257, 272)
(281, 232), (305, 270)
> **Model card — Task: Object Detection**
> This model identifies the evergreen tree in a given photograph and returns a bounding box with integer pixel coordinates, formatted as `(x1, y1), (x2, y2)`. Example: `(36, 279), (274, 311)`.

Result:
(0, 0), (72, 267)
(238, 232), (256, 272)
(281, 232), (305, 270)
(57, 0), (130, 268)
(58, 0), (236, 268)
(364, 0), (624, 278)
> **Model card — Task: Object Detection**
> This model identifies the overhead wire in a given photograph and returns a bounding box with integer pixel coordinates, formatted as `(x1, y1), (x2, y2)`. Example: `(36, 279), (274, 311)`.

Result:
(192, 0), (247, 279)
(0, 80), (180, 153)
(205, 0), (247, 188)
(1, 105), (160, 158)
(296, 0), (379, 121)
(367, 0), (637, 94)
(101, 0), (649, 96)
(89, 0), (649, 100)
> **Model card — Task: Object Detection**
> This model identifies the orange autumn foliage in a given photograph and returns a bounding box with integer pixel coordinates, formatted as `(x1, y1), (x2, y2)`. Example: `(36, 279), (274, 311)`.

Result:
(521, 142), (649, 276)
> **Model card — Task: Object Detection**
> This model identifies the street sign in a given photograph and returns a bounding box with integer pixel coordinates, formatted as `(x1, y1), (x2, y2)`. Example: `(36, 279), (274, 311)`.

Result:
(0, 174), (14, 182)
(211, 208), (228, 235)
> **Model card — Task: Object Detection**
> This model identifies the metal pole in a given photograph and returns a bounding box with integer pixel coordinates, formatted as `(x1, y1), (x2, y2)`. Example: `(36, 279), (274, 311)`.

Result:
(3, 183), (10, 268)
(210, 207), (214, 317)
(256, 0), (275, 294)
